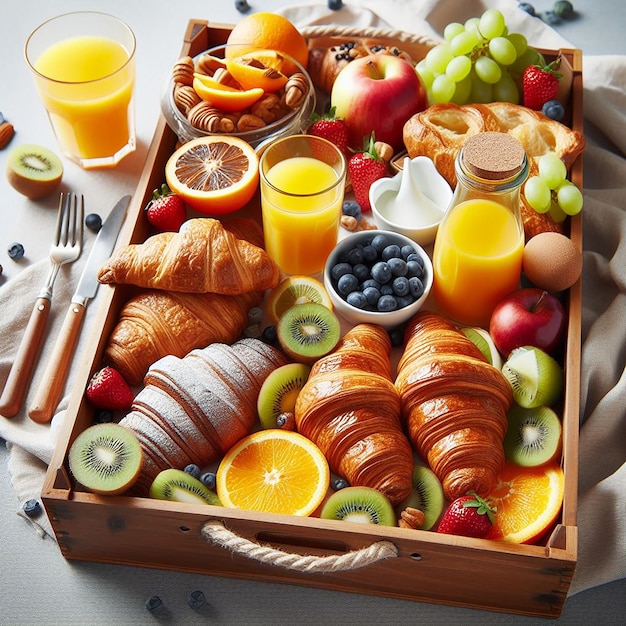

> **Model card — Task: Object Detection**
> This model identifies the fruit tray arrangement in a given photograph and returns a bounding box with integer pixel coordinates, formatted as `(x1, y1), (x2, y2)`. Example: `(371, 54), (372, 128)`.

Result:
(41, 15), (583, 619)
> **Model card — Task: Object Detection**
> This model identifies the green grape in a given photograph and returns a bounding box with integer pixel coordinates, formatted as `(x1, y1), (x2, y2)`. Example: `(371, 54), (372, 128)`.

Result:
(479, 9), (506, 39)
(489, 37), (517, 66)
(509, 47), (546, 78)
(450, 30), (481, 56)
(493, 72), (519, 104)
(548, 200), (568, 223)
(469, 70), (493, 103)
(425, 43), (454, 74)
(538, 153), (567, 189)
(431, 74), (456, 103)
(446, 55), (472, 82)
(524, 176), (552, 213)
(450, 74), (472, 105)
(416, 61), (435, 89)
(507, 33), (528, 58)
(474, 55), (502, 84)
(556, 181), (583, 216)
(444, 22), (465, 41)
(464, 17), (481, 35)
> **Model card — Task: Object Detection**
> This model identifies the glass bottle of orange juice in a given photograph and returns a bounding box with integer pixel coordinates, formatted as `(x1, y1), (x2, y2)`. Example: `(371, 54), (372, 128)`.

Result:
(432, 132), (529, 327)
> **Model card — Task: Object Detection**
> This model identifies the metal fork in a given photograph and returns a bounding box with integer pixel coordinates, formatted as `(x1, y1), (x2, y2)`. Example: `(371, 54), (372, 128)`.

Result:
(0, 193), (84, 417)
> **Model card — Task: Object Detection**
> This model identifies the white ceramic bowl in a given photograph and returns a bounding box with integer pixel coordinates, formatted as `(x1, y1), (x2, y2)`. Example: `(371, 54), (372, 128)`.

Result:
(369, 155), (452, 246)
(323, 230), (433, 330)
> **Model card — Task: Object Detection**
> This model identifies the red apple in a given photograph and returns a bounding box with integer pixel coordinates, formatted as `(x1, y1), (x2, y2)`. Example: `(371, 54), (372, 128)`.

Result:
(330, 54), (427, 152)
(489, 288), (566, 357)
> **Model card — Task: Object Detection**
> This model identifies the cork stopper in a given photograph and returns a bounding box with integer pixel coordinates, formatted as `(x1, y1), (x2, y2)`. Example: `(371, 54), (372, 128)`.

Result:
(461, 132), (526, 181)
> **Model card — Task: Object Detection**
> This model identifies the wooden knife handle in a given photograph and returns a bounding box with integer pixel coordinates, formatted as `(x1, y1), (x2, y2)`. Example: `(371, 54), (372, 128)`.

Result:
(28, 301), (87, 424)
(0, 298), (51, 418)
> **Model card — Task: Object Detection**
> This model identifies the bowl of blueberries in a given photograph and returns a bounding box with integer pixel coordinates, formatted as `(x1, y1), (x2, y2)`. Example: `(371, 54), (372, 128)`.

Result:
(323, 230), (433, 329)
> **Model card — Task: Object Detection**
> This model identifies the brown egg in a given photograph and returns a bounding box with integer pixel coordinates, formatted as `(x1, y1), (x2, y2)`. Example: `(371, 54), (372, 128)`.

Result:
(522, 232), (582, 292)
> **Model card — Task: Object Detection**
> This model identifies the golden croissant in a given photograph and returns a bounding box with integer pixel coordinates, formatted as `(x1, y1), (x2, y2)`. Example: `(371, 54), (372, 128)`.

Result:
(295, 323), (414, 506)
(104, 289), (262, 387)
(119, 338), (288, 495)
(97, 217), (280, 295)
(395, 311), (512, 501)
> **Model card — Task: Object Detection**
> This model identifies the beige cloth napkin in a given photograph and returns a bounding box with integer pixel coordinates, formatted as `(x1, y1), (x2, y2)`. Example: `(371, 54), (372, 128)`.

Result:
(0, 0), (624, 596)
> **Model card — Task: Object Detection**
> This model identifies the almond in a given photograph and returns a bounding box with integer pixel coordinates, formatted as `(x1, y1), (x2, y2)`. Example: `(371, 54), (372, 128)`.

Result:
(0, 121), (15, 150)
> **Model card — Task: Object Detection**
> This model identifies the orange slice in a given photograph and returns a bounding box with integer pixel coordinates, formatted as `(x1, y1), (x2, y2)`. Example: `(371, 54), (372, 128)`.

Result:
(486, 462), (565, 544)
(225, 53), (289, 92)
(165, 136), (259, 215)
(266, 275), (334, 324)
(216, 429), (330, 516)
(192, 75), (264, 112)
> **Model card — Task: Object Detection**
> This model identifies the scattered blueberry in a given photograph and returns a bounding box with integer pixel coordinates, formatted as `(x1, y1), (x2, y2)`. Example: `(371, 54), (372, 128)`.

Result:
(93, 408), (114, 424)
(234, 0), (251, 14)
(184, 463), (201, 479)
(542, 10), (561, 24)
(261, 325), (278, 346)
(7, 242), (25, 260)
(542, 99), (565, 121)
(188, 590), (206, 610)
(200, 472), (217, 490)
(247, 306), (263, 325)
(23, 499), (42, 518)
(553, 0), (574, 18)
(342, 199), (361, 221)
(145, 596), (163, 613)
(388, 326), (405, 348)
(85, 213), (102, 233)
(332, 477), (350, 490)
(0, 263), (3, 276)
(518, 2), (537, 16)
(328, 0), (343, 11)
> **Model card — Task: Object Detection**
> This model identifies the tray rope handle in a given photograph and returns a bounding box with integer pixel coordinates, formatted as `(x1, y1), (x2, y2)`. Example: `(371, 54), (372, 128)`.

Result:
(300, 24), (440, 48)
(201, 520), (398, 573)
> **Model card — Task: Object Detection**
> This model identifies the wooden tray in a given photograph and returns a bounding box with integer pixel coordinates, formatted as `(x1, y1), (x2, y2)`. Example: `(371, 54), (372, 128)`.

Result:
(41, 19), (583, 619)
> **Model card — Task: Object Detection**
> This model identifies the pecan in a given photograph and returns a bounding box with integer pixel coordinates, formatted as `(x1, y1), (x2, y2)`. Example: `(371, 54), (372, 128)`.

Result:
(0, 120), (15, 150)
(188, 101), (236, 133)
(171, 56), (194, 86)
(173, 83), (201, 115)
(237, 113), (266, 132)
(195, 53), (226, 76)
(212, 67), (241, 89)
(283, 72), (309, 109)
(251, 93), (286, 123)
(398, 507), (426, 530)
(341, 215), (358, 231)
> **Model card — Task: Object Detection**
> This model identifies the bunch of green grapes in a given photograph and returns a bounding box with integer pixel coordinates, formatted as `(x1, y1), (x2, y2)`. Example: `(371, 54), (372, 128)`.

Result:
(416, 8), (544, 106)
(524, 153), (583, 222)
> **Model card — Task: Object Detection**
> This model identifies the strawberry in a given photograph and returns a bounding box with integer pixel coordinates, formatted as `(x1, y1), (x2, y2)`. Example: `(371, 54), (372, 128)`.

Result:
(348, 133), (389, 212)
(437, 491), (496, 539)
(308, 107), (349, 155)
(522, 60), (562, 110)
(86, 366), (134, 411)
(145, 183), (187, 232)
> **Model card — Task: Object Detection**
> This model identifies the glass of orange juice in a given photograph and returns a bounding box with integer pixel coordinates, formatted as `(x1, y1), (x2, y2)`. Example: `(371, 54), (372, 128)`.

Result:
(25, 12), (136, 169)
(260, 134), (347, 276)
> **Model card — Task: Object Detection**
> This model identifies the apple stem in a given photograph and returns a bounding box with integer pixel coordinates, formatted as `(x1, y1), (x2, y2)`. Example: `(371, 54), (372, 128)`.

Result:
(366, 60), (384, 80)
(533, 290), (549, 312)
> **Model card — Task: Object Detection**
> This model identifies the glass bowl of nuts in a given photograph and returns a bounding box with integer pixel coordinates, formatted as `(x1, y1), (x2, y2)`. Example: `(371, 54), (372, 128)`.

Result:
(161, 44), (316, 150)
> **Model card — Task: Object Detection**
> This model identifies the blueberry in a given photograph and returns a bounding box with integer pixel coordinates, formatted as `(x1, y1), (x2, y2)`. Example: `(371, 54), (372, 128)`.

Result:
(400, 244), (416, 259)
(85, 213), (102, 232)
(406, 259), (425, 279)
(346, 291), (368, 309)
(553, 0), (574, 18)
(361, 278), (381, 290)
(352, 263), (370, 282)
(542, 10), (561, 24)
(7, 242), (24, 260)
(387, 257), (407, 277)
(388, 326), (405, 347)
(332, 477), (350, 490)
(381, 244), (402, 261)
(331, 262), (353, 281)
(342, 199), (361, 220)
(93, 408), (114, 424)
(328, 0), (344, 11)
(377, 295), (398, 312)
(187, 590), (206, 610)
(370, 234), (389, 252)
(541, 99), (565, 122)
(396, 295), (414, 309)
(371, 261), (391, 284)
(361, 244), (378, 263)
(337, 273), (359, 295)
(261, 325), (278, 345)
(22, 499), (42, 518)
(145, 596), (163, 613)
(200, 472), (217, 490)
(184, 463), (201, 479)
(234, 0), (251, 14)
(345, 246), (364, 266)
(518, 2), (537, 17)
(392, 276), (410, 297)
(363, 286), (381, 306)
(0, 263), (3, 276)
(409, 276), (425, 299)
(380, 283), (394, 296)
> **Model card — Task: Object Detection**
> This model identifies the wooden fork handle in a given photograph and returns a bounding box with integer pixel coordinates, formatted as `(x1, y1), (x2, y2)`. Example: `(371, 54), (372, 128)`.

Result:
(28, 301), (86, 424)
(0, 298), (52, 418)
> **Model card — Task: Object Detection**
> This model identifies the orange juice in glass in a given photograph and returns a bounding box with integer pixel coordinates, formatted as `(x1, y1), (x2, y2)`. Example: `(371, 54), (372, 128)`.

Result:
(26, 12), (136, 169)
(260, 135), (346, 276)
(432, 132), (528, 327)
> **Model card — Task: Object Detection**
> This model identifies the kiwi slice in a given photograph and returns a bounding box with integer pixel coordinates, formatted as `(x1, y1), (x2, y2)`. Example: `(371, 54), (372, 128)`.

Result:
(321, 486), (396, 526)
(6, 144), (63, 199)
(277, 302), (341, 364)
(257, 362), (311, 429)
(504, 405), (562, 467)
(396, 464), (445, 530)
(68, 423), (143, 495)
(461, 327), (503, 369)
(502, 346), (563, 408)
(149, 468), (222, 506)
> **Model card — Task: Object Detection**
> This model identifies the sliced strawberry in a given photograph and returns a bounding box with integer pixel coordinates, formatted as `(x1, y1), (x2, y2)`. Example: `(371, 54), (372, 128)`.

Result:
(145, 183), (187, 232)
(348, 133), (389, 212)
(86, 366), (134, 412)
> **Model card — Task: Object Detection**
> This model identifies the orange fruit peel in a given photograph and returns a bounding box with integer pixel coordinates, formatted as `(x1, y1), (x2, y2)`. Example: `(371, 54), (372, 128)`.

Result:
(165, 136), (259, 215)
(216, 429), (330, 516)
(486, 462), (565, 544)
(192, 76), (264, 112)
(225, 53), (289, 93)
